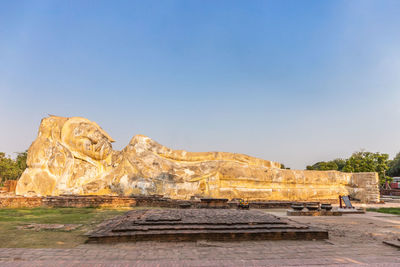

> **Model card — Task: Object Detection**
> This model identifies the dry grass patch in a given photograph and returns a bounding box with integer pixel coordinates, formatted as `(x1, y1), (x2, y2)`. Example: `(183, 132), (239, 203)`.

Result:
(0, 207), (128, 248)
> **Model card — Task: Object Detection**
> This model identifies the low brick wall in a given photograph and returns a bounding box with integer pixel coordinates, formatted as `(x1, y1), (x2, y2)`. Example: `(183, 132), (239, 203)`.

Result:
(0, 195), (136, 209)
(0, 195), (318, 209)
(381, 189), (400, 196)
(42, 195), (137, 208)
(0, 196), (43, 208)
(249, 201), (295, 209)
(134, 196), (183, 208)
(0, 180), (18, 194)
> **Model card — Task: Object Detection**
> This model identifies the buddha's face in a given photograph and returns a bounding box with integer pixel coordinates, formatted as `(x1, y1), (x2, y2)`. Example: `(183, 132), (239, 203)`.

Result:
(62, 120), (113, 161)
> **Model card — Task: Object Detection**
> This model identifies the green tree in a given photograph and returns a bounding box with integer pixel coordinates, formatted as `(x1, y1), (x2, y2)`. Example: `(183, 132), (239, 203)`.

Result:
(306, 161), (337, 171)
(306, 159), (346, 171)
(0, 151), (28, 185)
(280, 163), (290, 170)
(388, 152), (400, 177)
(15, 151), (27, 175)
(342, 151), (389, 183)
(332, 158), (346, 171)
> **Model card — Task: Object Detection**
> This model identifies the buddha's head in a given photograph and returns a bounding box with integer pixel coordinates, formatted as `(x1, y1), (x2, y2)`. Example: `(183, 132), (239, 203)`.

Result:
(17, 116), (117, 196)
(61, 117), (115, 162)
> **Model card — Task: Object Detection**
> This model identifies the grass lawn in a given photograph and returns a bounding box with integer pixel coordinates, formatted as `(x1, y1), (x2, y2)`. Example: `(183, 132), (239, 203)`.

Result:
(367, 207), (400, 215)
(0, 207), (128, 248)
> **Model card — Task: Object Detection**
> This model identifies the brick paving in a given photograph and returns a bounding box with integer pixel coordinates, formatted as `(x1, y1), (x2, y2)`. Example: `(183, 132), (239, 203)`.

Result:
(0, 210), (399, 266)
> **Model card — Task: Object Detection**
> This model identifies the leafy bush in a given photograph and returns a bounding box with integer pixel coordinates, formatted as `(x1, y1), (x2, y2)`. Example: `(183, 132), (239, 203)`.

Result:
(0, 151), (27, 185)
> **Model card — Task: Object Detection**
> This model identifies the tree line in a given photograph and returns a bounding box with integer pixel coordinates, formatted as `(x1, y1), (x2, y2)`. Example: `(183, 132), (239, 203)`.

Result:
(0, 152), (27, 185)
(306, 150), (400, 184)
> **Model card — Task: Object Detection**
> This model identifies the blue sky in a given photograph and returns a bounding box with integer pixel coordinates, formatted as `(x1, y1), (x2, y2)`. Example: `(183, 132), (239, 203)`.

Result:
(1, 0), (400, 169)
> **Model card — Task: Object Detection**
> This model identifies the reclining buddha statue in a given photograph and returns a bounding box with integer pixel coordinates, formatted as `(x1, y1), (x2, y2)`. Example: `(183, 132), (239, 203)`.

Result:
(16, 116), (379, 202)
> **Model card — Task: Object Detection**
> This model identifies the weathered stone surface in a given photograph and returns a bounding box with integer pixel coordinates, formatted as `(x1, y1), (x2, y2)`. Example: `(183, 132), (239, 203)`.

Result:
(87, 209), (328, 242)
(16, 116), (380, 202)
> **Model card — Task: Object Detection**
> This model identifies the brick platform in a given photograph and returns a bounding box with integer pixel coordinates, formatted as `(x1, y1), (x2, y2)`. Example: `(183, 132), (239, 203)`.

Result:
(87, 209), (328, 243)
(287, 210), (342, 216)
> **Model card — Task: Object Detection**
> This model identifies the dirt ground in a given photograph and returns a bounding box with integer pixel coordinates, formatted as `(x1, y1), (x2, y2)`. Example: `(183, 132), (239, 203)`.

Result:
(268, 208), (400, 245)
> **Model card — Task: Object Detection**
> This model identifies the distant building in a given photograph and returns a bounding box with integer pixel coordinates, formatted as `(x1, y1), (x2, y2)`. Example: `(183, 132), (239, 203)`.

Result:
(392, 177), (400, 183)
(390, 177), (400, 189)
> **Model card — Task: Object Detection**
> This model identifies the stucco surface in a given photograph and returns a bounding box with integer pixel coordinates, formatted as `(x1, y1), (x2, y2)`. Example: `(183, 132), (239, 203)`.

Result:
(16, 116), (379, 202)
